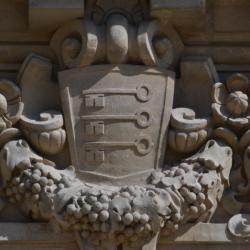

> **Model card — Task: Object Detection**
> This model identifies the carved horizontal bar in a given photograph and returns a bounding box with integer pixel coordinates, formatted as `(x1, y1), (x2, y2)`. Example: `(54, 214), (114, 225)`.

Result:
(0, 222), (247, 244)
(0, 223), (75, 242)
(150, 0), (206, 9)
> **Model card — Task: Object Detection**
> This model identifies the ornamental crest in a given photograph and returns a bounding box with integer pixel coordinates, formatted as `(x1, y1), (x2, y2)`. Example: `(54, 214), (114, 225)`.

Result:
(59, 65), (174, 184)
(1, 1), (250, 250)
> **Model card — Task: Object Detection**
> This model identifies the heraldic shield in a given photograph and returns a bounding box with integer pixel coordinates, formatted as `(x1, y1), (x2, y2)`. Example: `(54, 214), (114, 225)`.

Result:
(59, 65), (175, 185)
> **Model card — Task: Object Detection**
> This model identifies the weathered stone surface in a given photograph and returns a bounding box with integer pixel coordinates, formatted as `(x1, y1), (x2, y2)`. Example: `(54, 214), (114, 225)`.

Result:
(0, 0), (250, 250)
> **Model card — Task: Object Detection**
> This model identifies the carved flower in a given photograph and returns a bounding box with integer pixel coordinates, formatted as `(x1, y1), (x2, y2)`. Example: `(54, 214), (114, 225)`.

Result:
(0, 79), (23, 132)
(0, 80), (24, 148)
(0, 93), (8, 130)
(212, 73), (250, 129)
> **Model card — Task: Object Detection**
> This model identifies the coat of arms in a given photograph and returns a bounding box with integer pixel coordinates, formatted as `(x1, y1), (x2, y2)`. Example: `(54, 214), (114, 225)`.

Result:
(59, 65), (174, 184)
(0, 1), (246, 250)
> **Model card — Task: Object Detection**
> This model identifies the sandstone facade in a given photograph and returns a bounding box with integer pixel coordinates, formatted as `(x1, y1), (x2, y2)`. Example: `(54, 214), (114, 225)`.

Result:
(0, 1), (249, 250)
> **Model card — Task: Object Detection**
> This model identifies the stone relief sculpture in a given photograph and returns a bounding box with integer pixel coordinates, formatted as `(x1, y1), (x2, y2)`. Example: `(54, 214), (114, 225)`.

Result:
(1, 0), (250, 249)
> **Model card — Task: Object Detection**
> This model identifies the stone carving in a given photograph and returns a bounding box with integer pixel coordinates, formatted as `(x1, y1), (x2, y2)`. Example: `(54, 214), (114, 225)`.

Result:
(228, 214), (250, 238)
(0, 80), (23, 149)
(208, 72), (250, 237)
(0, 47), (233, 248)
(20, 111), (66, 155)
(0, 79), (24, 132)
(137, 20), (183, 68)
(17, 53), (66, 156)
(0, 1), (244, 250)
(209, 73), (250, 222)
(0, 47), (233, 250)
(0, 139), (232, 249)
(168, 108), (208, 153)
(212, 73), (250, 129)
(59, 65), (174, 184)
(50, 15), (183, 69)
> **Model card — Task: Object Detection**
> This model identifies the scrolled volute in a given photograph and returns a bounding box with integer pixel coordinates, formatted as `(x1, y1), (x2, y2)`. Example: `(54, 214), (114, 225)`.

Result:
(50, 17), (183, 69)
(20, 111), (66, 155)
(168, 108), (209, 153)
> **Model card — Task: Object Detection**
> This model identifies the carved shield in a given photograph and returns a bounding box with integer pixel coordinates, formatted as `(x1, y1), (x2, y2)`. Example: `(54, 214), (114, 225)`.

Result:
(59, 65), (174, 184)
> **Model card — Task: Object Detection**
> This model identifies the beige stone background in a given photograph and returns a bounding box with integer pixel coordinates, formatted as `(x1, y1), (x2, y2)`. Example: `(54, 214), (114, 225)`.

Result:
(0, 0), (250, 249)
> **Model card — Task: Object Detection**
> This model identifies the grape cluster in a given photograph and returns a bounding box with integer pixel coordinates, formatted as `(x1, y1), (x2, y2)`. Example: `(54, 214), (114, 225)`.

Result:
(3, 158), (215, 246)
(60, 186), (155, 246)
(161, 162), (213, 231)
(4, 163), (161, 246)
(4, 162), (66, 218)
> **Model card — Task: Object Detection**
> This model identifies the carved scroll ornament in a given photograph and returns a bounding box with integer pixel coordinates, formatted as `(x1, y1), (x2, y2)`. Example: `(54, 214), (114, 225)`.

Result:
(0, 3), (242, 250)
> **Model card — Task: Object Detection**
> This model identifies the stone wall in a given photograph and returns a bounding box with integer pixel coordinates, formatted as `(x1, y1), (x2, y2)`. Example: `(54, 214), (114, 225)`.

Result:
(0, 1), (250, 249)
